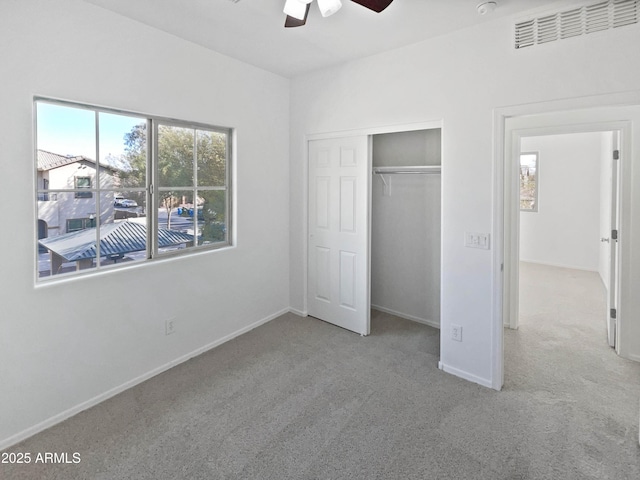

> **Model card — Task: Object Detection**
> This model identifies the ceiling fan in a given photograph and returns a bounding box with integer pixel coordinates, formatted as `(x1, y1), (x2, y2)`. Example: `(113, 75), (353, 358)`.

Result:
(283, 0), (394, 28)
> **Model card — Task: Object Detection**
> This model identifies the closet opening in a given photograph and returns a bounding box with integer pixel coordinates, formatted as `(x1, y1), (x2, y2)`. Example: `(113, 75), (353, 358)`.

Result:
(370, 129), (442, 342)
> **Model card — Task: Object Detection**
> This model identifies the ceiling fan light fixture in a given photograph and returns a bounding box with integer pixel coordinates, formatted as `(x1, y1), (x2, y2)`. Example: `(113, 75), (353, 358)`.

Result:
(284, 0), (311, 20)
(317, 0), (342, 17)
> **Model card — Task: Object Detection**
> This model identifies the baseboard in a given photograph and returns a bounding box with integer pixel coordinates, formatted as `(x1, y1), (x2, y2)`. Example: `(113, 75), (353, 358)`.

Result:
(0, 307), (289, 452)
(626, 353), (640, 363)
(289, 308), (308, 317)
(519, 259), (598, 272)
(371, 304), (440, 329)
(438, 361), (493, 389)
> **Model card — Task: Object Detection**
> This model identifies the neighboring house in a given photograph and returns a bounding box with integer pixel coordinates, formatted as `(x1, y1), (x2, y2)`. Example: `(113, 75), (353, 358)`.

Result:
(37, 150), (119, 245)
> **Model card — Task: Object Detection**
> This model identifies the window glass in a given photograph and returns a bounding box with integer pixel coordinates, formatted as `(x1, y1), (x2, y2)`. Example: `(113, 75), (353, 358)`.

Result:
(197, 130), (226, 187)
(74, 176), (92, 198)
(100, 193), (147, 269)
(158, 125), (194, 188)
(100, 112), (147, 189)
(35, 99), (232, 281)
(36, 102), (95, 160)
(199, 190), (227, 245)
(520, 153), (538, 211)
(38, 192), (98, 278)
(156, 124), (229, 256)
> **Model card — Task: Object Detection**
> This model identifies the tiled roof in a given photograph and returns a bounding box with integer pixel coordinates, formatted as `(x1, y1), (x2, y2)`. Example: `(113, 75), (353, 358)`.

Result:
(38, 221), (195, 261)
(37, 149), (118, 172)
(37, 150), (86, 171)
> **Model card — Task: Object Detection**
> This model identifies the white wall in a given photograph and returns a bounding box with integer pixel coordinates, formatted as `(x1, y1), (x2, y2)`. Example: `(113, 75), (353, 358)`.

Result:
(372, 129), (442, 168)
(0, 0), (290, 447)
(371, 130), (441, 327)
(519, 132), (605, 271)
(289, 4), (640, 386)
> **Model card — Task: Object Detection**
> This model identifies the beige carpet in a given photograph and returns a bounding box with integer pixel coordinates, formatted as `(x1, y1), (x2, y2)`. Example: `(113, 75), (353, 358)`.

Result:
(2, 263), (639, 479)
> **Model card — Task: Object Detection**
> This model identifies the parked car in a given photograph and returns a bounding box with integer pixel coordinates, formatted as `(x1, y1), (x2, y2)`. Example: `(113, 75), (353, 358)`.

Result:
(116, 199), (138, 208)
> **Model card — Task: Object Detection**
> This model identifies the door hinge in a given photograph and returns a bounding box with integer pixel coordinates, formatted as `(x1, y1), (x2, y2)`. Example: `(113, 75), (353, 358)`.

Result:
(613, 150), (620, 160)
(610, 308), (617, 319)
(611, 229), (618, 240)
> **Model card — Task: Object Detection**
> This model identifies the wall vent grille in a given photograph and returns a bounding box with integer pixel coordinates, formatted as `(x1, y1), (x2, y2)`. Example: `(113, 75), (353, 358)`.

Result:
(515, 0), (638, 49)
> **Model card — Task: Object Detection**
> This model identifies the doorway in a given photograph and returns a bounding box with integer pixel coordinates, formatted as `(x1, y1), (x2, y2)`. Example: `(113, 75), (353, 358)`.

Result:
(370, 130), (441, 330)
(496, 100), (640, 389)
(305, 122), (442, 340)
(516, 131), (619, 343)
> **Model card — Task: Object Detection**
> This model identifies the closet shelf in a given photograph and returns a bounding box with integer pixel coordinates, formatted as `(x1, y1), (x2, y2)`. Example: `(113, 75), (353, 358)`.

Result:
(373, 165), (441, 175)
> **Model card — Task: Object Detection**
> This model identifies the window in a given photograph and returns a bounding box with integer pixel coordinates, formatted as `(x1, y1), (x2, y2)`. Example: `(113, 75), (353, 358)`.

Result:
(519, 152), (539, 212)
(66, 217), (96, 233)
(74, 176), (92, 198)
(35, 98), (232, 280)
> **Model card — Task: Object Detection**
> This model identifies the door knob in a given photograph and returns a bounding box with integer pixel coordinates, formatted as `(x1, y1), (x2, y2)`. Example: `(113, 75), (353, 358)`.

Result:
(601, 237), (610, 243)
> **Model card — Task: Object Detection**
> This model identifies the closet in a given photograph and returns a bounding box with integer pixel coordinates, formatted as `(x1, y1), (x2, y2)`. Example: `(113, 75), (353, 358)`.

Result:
(370, 129), (441, 329)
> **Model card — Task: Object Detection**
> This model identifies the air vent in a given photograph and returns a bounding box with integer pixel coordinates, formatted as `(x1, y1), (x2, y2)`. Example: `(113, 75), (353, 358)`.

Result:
(515, 0), (639, 49)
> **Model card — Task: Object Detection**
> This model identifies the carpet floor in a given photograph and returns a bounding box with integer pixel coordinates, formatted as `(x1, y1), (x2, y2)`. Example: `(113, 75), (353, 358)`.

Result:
(2, 263), (639, 479)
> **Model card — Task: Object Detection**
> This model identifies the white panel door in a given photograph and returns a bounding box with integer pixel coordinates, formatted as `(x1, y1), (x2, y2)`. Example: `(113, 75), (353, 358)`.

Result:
(308, 136), (370, 335)
(607, 132), (620, 348)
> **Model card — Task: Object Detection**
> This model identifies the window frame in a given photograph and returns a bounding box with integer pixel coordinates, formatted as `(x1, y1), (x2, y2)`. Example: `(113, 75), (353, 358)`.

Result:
(74, 176), (93, 198)
(34, 97), (234, 282)
(152, 120), (232, 259)
(66, 217), (95, 233)
(519, 151), (539, 212)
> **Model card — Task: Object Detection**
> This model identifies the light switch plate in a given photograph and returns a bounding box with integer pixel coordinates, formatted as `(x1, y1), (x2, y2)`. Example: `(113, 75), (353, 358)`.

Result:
(465, 232), (490, 250)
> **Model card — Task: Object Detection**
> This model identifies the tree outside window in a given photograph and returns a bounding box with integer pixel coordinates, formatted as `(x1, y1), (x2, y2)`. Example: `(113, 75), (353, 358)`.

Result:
(520, 152), (538, 212)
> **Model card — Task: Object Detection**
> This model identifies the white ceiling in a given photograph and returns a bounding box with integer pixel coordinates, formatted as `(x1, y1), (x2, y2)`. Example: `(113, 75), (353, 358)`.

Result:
(84, 0), (568, 77)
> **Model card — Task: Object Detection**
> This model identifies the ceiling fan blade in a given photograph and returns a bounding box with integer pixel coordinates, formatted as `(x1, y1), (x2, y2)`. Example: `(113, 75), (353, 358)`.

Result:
(285, 3), (310, 28)
(350, 0), (394, 13)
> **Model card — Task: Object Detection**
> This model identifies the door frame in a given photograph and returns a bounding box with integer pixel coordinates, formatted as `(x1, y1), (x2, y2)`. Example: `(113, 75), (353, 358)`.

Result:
(302, 120), (443, 320)
(506, 122), (625, 332)
(492, 92), (640, 390)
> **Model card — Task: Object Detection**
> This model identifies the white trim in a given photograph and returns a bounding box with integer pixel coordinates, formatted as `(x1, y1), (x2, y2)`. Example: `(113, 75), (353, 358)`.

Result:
(371, 304), (440, 329)
(0, 308), (289, 451)
(305, 120), (443, 142)
(493, 90), (640, 393)
(491, 106), (506, 390)
(627, 353), (640, 363)
(519, 259), (599, 272)
(438, 362), (493, 389)
(509, 122), (627, 330)
(303, 119), (444, 335)
(301, 136), (309, 315)
(289, 307), (308, 317)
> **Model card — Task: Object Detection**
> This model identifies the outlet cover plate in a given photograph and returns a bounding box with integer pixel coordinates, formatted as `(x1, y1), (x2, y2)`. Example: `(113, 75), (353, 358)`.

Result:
(165, 318), (176, 335)
(452, 324), (463, 342)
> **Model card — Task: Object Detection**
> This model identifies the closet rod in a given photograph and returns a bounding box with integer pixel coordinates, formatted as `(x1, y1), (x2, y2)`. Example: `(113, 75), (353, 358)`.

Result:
(373, 165), (441, 175)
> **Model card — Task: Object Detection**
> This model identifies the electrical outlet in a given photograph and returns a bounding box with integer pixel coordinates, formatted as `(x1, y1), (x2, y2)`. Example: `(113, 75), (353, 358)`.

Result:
(165, 318), (176, 335)
(451, 324), (463, 342)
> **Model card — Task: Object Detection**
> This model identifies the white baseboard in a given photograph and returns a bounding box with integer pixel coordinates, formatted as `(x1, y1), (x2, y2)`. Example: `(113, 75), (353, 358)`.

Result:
(289, 308), (308, 317)
(519, 259), (598, 272)
(371, 304), (440, 329)
(438, 361), (493, 389)
(626, 353), (640, 363)
(0, 308), (289, 452)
